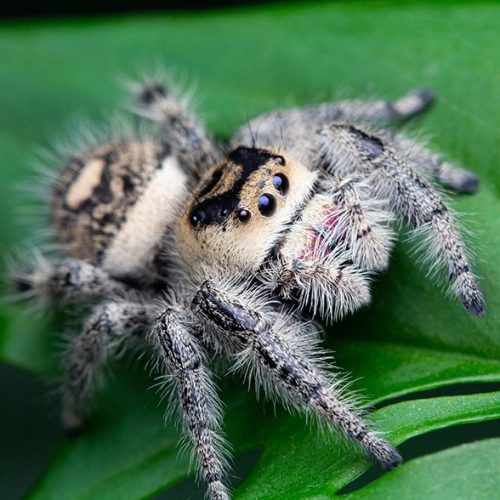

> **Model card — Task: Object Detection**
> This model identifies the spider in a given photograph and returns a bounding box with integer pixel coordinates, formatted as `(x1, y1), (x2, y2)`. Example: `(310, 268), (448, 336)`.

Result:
(13, 76), (484, 499)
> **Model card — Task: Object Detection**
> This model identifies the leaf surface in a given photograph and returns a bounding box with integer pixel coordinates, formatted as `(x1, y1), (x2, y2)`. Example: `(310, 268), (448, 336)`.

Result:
(343, 438), (500, 500)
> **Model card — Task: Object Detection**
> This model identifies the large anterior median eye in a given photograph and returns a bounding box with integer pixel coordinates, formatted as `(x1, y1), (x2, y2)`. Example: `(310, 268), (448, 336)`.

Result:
(272, 173), (289, 194)
(257, 194), (276, 216)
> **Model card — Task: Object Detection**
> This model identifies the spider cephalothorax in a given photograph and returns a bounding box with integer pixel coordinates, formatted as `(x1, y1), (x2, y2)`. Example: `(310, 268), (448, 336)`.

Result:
(177, 146), (317, 272)
(13, 77), (484, 499)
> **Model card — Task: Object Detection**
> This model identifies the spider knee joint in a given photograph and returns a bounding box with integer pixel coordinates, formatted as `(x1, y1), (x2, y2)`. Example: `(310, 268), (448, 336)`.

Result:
(191, 281), (261, 333)
(348, 126), (385, 159)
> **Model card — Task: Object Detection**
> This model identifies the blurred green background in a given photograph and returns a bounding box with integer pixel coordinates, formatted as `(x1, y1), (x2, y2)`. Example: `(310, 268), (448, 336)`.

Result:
(1, 2), (499, 499)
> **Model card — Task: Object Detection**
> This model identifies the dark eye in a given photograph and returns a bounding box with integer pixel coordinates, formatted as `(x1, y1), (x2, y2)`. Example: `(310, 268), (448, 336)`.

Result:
(257, 194), (276, 216)
(272, 173), (289, 195)
(189, 209), (206, 227)
(237, 209), (251, 222)
(274, 155), (285, 166)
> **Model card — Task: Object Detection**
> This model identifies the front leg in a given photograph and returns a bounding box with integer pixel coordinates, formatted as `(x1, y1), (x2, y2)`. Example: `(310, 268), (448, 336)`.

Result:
(384, 131), (479, 193)
(327, 177), (395, 271)
(260, 181), (379, 321)
(148, 307), (229, 500)
(192, 280), (401, 471)
(267, 256), (371, 322)
(317, 123), (485, 315)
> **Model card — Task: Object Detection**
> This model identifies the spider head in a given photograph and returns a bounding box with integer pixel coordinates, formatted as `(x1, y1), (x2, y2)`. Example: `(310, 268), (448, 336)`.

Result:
(176, 146), (317, 271)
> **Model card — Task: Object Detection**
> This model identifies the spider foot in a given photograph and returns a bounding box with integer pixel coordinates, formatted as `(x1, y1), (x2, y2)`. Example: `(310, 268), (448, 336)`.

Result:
(393, 88), (435, 119)
(136, 81), (169, 107)
(362, 433), (403, 471)
(62, 407), (85, 437)
(440, 163), (479, 194)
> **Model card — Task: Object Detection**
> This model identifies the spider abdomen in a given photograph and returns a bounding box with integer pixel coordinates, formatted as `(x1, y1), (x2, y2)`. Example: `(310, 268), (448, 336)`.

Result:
(51, 139), (188, 283)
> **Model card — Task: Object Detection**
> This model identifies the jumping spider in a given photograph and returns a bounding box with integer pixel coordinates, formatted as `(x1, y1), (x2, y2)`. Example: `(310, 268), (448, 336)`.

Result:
(14, 77), (484, 499)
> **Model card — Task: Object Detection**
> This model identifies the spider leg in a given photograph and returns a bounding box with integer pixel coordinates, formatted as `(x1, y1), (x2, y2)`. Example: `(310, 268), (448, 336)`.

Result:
(317, 123), (485, 315)
(192, 280), (402, 471)
(130, 78), (219, 178)
(232, 88), (434, 151)
(264, 176), (394, 321)
(268, 255), (371, 322)
(149, 307), (229, 500)
(316, 88), (435, 124)
(327, 177), (395, 272)
(63, 301), (153, 432)
(13, 257), (130, 305)
(384, 131), (479, 193)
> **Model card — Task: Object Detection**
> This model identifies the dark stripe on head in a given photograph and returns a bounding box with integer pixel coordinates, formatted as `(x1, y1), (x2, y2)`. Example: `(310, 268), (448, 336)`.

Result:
(197, 168), (223, 198)
(228, 146), (277, 170)
(190, 189), (240, 227)
(190, 146), (282, 228)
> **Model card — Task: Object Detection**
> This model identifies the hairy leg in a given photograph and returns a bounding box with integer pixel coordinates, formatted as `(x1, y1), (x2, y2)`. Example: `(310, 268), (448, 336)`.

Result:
(232, 88), (434, 153)
(263, 176), (393, 321)
(317, 123), (485, 315)
(266, 255), (371, 322)
(149, 307), (229, 500)
(327, 177), (395, 271)
(385, 132), (479, 193)
(192, 280), (401, 470)
(63, 301), (152, 432)
(312, 88), (435, 124)
(13, 258), (130, 305)
(131, 78), (220, 178)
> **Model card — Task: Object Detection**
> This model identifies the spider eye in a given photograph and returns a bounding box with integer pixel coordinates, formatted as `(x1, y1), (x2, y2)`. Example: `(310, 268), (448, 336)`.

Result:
(237, 208), (251, 222)
(257, 194), (276, 216)
(274, 155), (285, 166)
(190, 209), (206, 226)
(272, 173), (289, 195)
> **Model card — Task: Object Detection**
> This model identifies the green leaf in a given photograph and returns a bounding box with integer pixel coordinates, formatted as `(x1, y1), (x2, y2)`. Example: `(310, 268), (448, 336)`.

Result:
(342, 438), (500, 500)
(332, 340), (500, 403)
(24, 369), (274, 500)
(235, 392), (500, 499)
(27, 373), (500, 499)
(0, 1), (499, 499)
